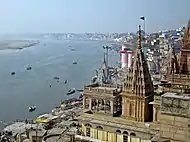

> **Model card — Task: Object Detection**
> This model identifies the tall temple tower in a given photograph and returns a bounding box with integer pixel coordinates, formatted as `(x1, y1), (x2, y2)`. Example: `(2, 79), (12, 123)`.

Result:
(122, 25), (154, 122)
(165, 19), (190, 85)
(179, 19), (190, 74)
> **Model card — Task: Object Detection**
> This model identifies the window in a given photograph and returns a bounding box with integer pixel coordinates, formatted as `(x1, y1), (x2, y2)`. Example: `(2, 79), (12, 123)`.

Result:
(130, 132), (136, 137)
(116, 130), (121, 134)
(85, 123), (92, 137)
(86, 127), (90, 137)
(96, 126), (103, 130)
(123, 131), (128, 142)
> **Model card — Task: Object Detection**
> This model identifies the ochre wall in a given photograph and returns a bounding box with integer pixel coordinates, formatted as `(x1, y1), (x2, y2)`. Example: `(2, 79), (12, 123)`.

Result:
(82, 123), (86, 136)
(82, 125), (151, 142)
(116, 134), (123, 142)
(158, 114), (190, 141)
(90, 128), (97, 139)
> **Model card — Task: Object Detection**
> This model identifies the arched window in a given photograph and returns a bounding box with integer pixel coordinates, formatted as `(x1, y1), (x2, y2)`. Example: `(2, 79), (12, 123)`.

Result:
(85, 124), (92, 137)
(130, 132), (136, 137)
(85, 124), (92, 127)
(105, 100), (111, 111)
(123, 131), (128, 142)
(92, 99), (96, 110)
(116, 130), (121, 134)
(96, 126), (103, 130)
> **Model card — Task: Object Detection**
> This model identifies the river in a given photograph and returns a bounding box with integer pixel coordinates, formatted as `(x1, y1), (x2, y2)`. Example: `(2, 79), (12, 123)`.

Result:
(0, 35), (119, 126)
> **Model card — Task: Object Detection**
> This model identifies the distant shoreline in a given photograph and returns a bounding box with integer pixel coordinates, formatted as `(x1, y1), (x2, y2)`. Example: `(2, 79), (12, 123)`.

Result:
(0, 40), (40, 50)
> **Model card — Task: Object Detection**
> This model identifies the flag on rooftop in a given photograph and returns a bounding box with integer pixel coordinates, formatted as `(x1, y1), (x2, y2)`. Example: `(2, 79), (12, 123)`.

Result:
(140, 16), (145, 20)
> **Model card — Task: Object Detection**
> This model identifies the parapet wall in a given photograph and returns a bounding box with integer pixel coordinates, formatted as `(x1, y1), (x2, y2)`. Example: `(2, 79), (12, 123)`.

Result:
(160, 94), (190, 117)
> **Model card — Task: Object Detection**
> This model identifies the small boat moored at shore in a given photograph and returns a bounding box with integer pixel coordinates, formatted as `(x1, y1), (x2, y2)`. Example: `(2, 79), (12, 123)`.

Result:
(67, 88), (76, 95)
(29, 105), (36, 112)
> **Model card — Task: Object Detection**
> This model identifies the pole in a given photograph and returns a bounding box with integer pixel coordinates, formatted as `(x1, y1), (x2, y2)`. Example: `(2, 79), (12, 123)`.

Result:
(144, 19), (146, 36)
(106, 46), (108, 66)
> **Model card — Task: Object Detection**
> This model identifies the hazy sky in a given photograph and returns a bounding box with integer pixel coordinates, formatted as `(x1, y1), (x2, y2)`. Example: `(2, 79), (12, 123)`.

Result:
(0, 0), (190, 33)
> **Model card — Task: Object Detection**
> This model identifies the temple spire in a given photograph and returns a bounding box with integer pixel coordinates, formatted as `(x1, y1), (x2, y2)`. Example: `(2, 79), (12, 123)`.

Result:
(124, 25), (154, 97)
(179, 19), (190, 74)
(123, 26), (154, 122)
(138, 25), (142, 49)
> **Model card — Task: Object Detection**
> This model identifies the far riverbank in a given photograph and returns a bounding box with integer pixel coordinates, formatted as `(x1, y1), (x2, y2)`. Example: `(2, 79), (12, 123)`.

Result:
(0, 40), (40, 50)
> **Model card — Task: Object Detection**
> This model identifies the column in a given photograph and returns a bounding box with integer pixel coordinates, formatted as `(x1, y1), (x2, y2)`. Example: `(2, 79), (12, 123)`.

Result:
(153, 106), (158, 122)
(122, 97), (125, 116)
(83, 96), (86, 110)
(104, 100), (106, 112)
(142, 101), (144, 121)
(110, 101), (114, 114)
(89, 98), (92, 110)
(97, 100), (99, 111)
(116, 100), (118, 112)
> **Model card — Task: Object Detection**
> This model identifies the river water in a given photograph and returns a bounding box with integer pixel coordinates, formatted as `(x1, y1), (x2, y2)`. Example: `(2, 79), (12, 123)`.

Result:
(0, 36), (119, 126)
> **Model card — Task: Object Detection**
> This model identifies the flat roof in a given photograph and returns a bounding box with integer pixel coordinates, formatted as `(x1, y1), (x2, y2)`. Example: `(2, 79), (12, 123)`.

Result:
(162, 92), (190, 100)
(94, 86), (117, 91)
(29, 130), (46, 137)
(47, 128), (66, 135)
(45, 135), (70, 142)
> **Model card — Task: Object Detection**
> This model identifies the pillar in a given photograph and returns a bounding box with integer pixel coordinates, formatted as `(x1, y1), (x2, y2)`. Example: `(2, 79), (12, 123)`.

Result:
(122, 97), (125, 116)
(83, 96), (86, 110)
(110, 101), (114, 114)
(153, 105), (159, 122)
(104, 100), (106, 112)
(96, 99), (99, 111)
(89, 98), (92, 110)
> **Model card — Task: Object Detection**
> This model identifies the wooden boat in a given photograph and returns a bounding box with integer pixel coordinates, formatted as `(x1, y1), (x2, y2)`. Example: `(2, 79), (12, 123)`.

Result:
(26, 66), (32, 70)
(67, 88), (75, 95)
(53, 76), (59, 80)
(11, 72), (16, 75)
(64, 80), (68, 84)
(73, 61), (77, 64)
(29, 105), (36, 112)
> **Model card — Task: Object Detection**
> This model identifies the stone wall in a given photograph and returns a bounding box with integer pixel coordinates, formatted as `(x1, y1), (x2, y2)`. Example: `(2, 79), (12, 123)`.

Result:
(158, 114), (190, 142)
(160, 96), (190, 117)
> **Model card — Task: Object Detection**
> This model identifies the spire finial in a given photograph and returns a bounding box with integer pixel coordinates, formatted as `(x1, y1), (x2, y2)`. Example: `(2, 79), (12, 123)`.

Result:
(138, 25), (141, 49)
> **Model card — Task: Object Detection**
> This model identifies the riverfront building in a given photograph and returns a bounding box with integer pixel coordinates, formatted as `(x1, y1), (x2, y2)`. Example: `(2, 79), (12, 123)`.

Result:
(79, 20), (190, 142)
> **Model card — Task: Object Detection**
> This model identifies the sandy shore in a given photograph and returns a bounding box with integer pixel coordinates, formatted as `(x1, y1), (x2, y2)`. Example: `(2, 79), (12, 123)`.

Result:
(2, 97), (83, 136)
(0, 40), (40, 50)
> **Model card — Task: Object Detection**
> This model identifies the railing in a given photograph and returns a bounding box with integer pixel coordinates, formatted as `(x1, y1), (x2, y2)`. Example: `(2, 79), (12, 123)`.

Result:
(84, 87), (122, 96)
(160, 106), (189, 117)
(173, 74), (190, 79)
(158, 83), (190, 93)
